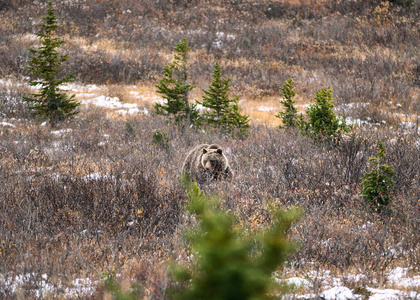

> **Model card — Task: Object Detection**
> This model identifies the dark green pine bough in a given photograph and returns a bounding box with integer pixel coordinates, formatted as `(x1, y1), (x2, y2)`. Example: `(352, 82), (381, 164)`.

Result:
(24, 0), (79, 126)
(170, 177), (302, 300)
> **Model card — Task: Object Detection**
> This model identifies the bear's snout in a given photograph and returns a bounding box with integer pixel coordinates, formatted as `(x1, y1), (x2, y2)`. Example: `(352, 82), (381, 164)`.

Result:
(204, 160), (214, 170)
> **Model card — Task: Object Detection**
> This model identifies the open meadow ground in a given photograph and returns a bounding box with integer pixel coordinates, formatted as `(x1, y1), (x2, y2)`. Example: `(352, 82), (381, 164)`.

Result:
(1, 0), (420, 298)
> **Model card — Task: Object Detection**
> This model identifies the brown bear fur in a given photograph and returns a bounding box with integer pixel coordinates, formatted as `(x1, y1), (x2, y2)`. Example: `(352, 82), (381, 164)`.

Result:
(182, 144), (233, 183)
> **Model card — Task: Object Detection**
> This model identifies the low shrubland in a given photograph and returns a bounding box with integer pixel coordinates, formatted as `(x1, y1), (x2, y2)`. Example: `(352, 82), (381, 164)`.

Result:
(0, 101), (418, 297)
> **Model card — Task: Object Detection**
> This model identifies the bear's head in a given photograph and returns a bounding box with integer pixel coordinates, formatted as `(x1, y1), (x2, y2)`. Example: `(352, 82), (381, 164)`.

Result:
(201, 145), (227, 179)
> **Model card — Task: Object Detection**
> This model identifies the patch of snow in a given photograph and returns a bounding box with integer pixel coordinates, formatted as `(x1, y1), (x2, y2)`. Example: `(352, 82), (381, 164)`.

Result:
(0, 273), (97, 298)
(320, 286), (357, 300)
(400, 121), (416, 130)
(366, 287), (404, 300)
(152, 98), (165, 105)
(258, 106), (276, 112)
(195, 103), (205, 111)
(213, 40), (223, 49)
(339, 102), (371, 111)
(280, 266), (420, 299)
(61, 83), (101, 93)
(129, 91), (140, 96)
(216, 32), (236, 40)
(283, 277), (311, 288)
(0, 122), (16, 128)
(116, 107), (148, 115)
(77, 93), (98, 99)
(345, 273), (368, 282)
(0, 79), (21, 87)
(84, 96), (138, 109)
(345, 118), (371, 126)
(387, 267), (420, 288)
(65, 277), (97, 296)
(81, 173), (115, 181)
(51, 128), (72, 135)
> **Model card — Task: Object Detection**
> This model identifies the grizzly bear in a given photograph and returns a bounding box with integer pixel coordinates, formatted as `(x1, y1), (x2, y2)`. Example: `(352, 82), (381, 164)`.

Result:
(182, 144), (233, 183)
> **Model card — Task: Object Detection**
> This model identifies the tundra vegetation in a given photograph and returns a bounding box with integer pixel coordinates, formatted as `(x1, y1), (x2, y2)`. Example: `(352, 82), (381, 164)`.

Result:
(0, 0), (419, 299)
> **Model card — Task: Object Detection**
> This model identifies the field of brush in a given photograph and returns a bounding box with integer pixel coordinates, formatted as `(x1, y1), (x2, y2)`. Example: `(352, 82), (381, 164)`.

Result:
(1, 0), (419, 298)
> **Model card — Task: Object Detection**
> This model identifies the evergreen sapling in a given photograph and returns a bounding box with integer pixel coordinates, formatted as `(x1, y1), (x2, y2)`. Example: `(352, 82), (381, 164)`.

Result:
(276, 78), (298, 129)
(24, 0), (79, 126)
(360, 141), (396, 214)
(200, 60), (250, 138)
(171, 176), (301, 300)
(155, 38), (198, 124)
(300, 87), (350, 141)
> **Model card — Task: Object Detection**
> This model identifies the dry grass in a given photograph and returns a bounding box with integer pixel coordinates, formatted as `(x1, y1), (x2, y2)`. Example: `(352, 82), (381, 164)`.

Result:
(0, 97), (419, 297)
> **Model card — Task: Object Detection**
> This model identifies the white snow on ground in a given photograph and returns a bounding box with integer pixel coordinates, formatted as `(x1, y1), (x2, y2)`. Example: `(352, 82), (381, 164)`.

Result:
(84, 96), (138, 109)
(339, 102), (371, 111)
(195, 103), (205, 111)
(129, 91), (140, 96)
(366, 288), (407, 300)
(0, 273), (97, 298)
(344, 118), (370, 126)
(51, 128), (72, 135)
(0, 79), (24, 87)
(83, 96), (149, 114)
(0, 122), (16, 128)
(60, 83), (101, 93)
(81, 172), (115, 181)
(116, 107), (149, 115)
(276, 276), (311, 288)
(258, 106), (277, 112)
(400, 121), (417, 131)
(216, 31), (236, 41)
(279, 266), (420, 300)
(76, 92), (97, 98)
(320, 286), (358, 300)
(152, 98), (166, 105)
(387, 267), (420, 288)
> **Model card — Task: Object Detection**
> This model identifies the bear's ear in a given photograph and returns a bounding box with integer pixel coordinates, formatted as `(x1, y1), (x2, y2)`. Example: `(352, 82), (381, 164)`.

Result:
(217, 148), (223, 154)
(203, 148), (208, 154)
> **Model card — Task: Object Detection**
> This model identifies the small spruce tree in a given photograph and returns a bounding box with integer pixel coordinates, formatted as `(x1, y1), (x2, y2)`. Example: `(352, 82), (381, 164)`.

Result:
(171, 176), (301, 300)
(276, 78), (298, 128)
(300, 87), (350, 140)
(200, 60), (250, 138)
(155, 37), (198, 124)
(226, 100), (250, 139)
(360, 141), (396, 214)
(24, 0), (79, 126)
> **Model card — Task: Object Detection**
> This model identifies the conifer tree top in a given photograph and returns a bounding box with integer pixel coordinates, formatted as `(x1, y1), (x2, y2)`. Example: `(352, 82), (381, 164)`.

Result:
(24, 0), (79, 126)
